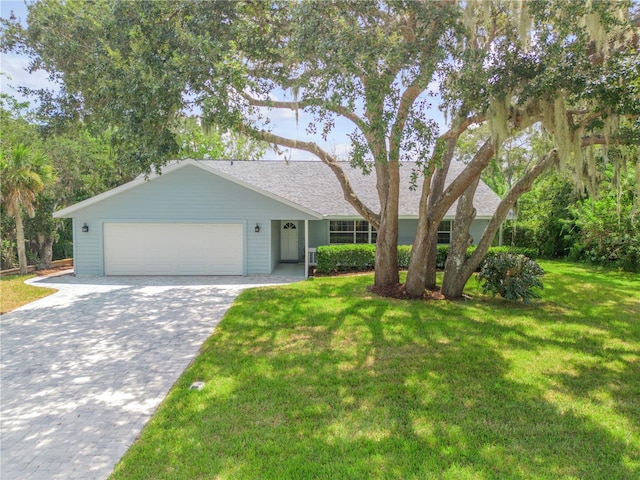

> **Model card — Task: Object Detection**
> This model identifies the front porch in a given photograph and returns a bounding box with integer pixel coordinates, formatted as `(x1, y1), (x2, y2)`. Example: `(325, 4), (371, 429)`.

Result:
(272, 262), (307, 278)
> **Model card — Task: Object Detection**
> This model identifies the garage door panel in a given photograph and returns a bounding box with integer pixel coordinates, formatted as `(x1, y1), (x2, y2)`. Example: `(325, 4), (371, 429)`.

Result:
(104, 223), (243, 275)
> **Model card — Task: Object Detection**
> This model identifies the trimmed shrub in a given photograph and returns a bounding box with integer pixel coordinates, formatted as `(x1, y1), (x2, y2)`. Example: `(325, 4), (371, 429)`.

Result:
(316, 244), (414, 273)
(315, 244), (540, 275)
(477, 253), (545, 303)
(316, 244), (376, 273)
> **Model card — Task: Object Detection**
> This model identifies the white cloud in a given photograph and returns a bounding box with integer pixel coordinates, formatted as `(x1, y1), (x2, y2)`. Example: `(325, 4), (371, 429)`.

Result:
(266, 145), (319, 161)
(1, 54), (59, 104)
(329, 142), (351, 160)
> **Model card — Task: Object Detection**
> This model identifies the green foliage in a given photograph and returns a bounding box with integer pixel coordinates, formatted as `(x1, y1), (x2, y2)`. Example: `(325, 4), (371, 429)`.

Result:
(509, 171), (578, 258)
(0, 143), (53, 218)
(478, 253), (545, 303)
(436, 245), (450, 269)
(439, 244), (538, 269)
(397, 245), (412, 269)
(317, 244), (538, 275)
(482, 245), (539, 261)
(1, 238), (16, 269)
(0, 142), (53, 272)
(568, 164), (639, 272)
(1, 97), (129, 267)
(175, 117), (266, 160)
(316, 244), (376, 274)
(513, 155), (639, 272)
(316, 244), (422, 273)
(2, 0), (243, 172)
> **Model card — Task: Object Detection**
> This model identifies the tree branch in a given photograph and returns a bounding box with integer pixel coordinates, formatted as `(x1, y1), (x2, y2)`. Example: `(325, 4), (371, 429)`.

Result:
(463, 148), (558, 276)
(238, 125), (380, 225)
(388, 68), (435, 160)
(441, 114), (486, 140)
(243, 94), (368, 133)
(428, 137), (495, 223)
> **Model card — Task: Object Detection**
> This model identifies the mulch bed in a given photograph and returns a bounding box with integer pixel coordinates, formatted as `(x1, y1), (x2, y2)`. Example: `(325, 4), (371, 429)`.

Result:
(1, 259), (73, 277)
(311, 268), (448, 301)
(368, 282), (446, 301)
(33, 265), (74, 277)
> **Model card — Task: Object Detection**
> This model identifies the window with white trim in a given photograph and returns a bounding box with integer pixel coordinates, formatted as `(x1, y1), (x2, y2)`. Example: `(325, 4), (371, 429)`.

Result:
(437, 220), (452, 244)
(329, 220), (377, 244)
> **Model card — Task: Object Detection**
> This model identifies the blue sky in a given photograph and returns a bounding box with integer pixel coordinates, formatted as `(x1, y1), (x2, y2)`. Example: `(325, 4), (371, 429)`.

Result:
(1, 0), (445, 161)
(1, 2), (56, 101)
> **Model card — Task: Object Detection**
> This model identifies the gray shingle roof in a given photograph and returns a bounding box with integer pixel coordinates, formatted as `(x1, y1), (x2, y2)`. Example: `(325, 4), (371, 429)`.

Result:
(202, 160), (501, 218)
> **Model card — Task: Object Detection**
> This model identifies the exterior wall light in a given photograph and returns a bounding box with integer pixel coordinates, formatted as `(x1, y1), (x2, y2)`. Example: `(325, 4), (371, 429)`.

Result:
(255, 223), (260, 233)
(82, 223), (89, 233)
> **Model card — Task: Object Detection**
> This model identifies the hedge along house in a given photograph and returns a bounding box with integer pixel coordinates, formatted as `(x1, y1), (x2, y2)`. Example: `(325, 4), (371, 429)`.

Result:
(53, 159), (502, 277)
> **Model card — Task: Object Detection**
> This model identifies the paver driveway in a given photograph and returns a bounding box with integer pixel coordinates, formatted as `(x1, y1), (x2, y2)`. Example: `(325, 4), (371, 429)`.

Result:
(1, 272), (301, 480)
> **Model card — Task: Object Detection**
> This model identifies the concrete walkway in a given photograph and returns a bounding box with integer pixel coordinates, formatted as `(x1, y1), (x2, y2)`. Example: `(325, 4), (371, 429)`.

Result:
(1, 272), (302, 480)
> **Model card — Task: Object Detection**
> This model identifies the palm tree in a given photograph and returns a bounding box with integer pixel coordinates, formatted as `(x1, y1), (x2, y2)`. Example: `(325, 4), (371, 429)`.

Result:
(1, 144), (53, 274)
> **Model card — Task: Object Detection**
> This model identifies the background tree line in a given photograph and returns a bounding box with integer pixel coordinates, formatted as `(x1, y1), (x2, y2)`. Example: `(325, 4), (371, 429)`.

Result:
(0, 92), (265, 273)
(464, 124), (639, 272)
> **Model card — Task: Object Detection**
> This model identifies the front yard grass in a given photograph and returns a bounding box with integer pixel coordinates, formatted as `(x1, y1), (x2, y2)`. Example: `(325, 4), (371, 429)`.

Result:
(110, 261), (640, 480)
(0, 274), (57, 314)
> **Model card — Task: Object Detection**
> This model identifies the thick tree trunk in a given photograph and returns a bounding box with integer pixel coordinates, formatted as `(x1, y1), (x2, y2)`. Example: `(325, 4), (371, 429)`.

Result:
(374, 213), (399, 286)
(37, 234), (54, 269)
(406, 138), (494, 297)
(15, 213), (28, 275)
(405, 169), (434, 297)
(405, 139), (455, 297)
(441, 178), (479, 298)
(405, 219), (435, 296)
(423, 229), (439, 289)
(441, 149), (557, 298)
(374, 160), (400, 287)
(424, 152), (453, 288)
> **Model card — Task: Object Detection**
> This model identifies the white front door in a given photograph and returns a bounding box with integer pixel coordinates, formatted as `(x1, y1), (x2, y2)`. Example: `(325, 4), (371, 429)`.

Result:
(280, 221), (299, 262)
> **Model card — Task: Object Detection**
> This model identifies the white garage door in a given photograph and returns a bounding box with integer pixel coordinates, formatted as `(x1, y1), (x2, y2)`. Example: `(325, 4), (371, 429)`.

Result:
(104, 223), (243, 275)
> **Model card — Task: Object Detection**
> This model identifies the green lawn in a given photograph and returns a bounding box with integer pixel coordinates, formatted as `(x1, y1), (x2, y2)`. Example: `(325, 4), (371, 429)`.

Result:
(110, 261), (640, 480)
(0, 274), (57, 314)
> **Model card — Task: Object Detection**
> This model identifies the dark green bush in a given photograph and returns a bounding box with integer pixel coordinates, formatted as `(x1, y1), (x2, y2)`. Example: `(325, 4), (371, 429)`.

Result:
(477, 253), (545, 303)
(315, 244), (539, 274)
(316, 245), (415, 273)
(569, 232), (640, 273)
(316, 244), (376, 273)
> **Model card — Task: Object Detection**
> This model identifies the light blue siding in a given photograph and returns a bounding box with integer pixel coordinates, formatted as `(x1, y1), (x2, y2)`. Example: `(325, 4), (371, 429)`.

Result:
(308, 220), (328, 248)
(398, 219), (418, 245)
(469, 219), (490, 245)
(70, 165), (317, 275)
(270, 220), (280, 271)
